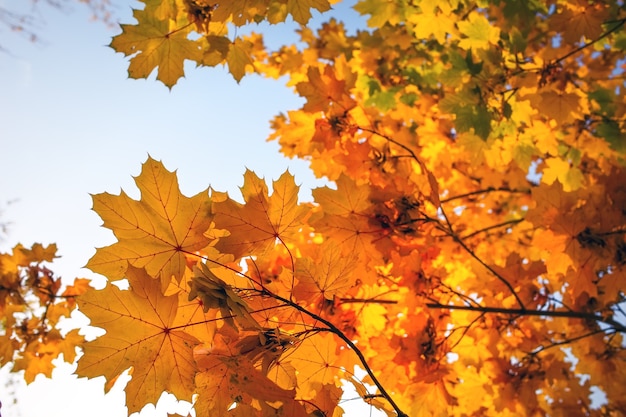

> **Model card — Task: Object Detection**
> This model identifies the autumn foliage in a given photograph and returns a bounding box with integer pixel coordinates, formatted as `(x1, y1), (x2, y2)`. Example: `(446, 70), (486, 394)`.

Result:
(2, 0), (626, 416)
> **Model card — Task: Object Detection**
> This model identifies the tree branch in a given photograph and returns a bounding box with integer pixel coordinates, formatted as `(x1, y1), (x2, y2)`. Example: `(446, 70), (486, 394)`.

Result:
(555, 17), (626, 64)
(426, 303), (626, 333)
(196, 252), (409, 417)
(461, 218), (524, 239)
(440, 187), (530, 204)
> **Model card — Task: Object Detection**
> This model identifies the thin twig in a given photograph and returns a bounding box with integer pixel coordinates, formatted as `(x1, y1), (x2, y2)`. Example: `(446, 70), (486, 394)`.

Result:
(440, 187), (530, 204)
(461, 218), (524, 239)
(426, 303), (626, 333)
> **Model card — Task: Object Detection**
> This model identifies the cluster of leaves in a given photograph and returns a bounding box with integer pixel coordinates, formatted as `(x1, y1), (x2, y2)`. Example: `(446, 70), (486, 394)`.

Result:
(101, 0), (626, 415)
(4, 0), (626, 416)
(0, 243), (89, 383)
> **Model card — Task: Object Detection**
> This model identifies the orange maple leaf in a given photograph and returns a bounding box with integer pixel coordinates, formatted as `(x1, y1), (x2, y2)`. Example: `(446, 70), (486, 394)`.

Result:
(76, 265), (201, 414)
(212, 169), (308, 259)
(87, 157), (212, 289)
(296, 64), (356, 113)
(294, 240), (358, 301)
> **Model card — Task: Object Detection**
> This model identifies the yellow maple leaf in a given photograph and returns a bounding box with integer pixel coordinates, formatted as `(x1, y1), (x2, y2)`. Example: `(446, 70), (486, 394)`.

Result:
(87, 157), (212, 288)
(110, 8), (202, 88)
(227, 38), (255, 82)
(212, 169), (308, 259)
(294, 240), (358, 301)
(541, 157), (584, 192)
(76, 265), (201, 414)
(457, 12), (500, 51)
(281, 332), (339, 395)
(407, 4), (455, 44)
(287, 0), (331, 24)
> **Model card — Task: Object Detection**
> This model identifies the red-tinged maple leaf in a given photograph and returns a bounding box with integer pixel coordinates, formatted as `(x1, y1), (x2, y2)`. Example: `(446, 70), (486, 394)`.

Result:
(76, 265), (201, 414)
(87, 157), (212, 289)
(212, 169), (308, 259)
(110, 8), (202, 88)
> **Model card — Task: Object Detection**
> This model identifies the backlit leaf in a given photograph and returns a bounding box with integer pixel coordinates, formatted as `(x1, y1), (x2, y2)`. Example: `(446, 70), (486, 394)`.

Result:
(110, 8), (201, 88)
(76, 266), (200, 414)
(87, 157), (212, 289)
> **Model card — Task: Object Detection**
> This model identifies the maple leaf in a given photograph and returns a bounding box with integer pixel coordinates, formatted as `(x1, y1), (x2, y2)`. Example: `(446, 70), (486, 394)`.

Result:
(287, 0), (332, 24)
(535, 90), (582, 124)
(282, 332), (340, 395)
(457, 12), (500, 51)
(76, 265), (200, 414)
(294, 240), (359, 301)
(541, 157), (584, 191)
(296, 64), (356, 113)
(550, 2), (609, 43)
(20, 0), (626, 415)
(87, 157), (212, 289)
(354, 0), (398, 27)
(212, 169), (308, 259)
(110, 7), (202, 88)
(310, 174), (388, 268)
(227, 37), (255, 82)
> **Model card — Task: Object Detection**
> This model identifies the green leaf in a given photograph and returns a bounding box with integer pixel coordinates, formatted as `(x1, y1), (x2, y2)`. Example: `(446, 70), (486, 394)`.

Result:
(508, 27), (527, 54)
(455, 104), (492, 140)
(366, 87), (398, 111)
(589, 88), (616, 116)
(465, 49), (484, 75)
(597, 120), (626, 154)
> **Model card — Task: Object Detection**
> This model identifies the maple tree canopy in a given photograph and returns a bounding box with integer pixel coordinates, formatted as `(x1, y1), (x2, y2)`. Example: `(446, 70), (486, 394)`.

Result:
(2, 0), (626, 416)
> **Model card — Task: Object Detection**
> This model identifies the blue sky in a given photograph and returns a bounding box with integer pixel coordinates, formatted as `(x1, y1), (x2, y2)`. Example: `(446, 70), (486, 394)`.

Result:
(0, 1), (382, 416)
